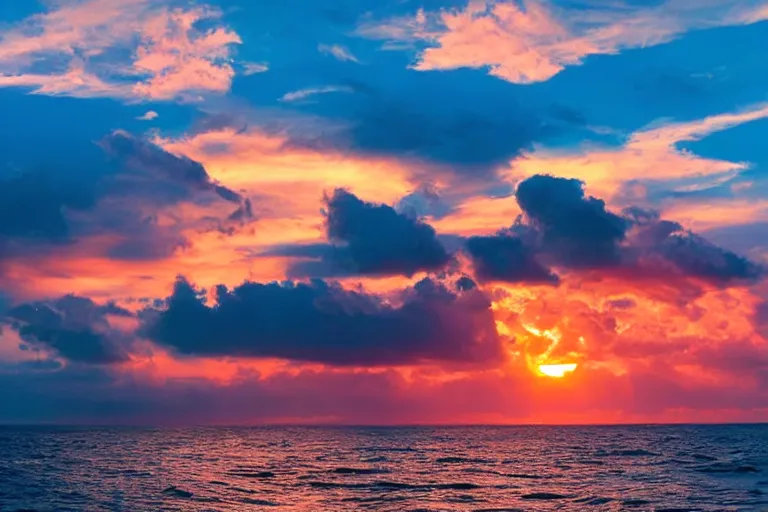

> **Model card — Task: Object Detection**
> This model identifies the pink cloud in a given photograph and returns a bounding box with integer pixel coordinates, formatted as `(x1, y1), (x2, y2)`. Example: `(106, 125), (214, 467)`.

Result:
(359, 0), (768, 84)
(0, 0), (242, 101)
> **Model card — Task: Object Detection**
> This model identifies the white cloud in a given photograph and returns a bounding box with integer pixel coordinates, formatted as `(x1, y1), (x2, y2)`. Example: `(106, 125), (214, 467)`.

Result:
(242, 62), (269, 75)
(137, 110), (159, 121)
(279, 85), (354, 103)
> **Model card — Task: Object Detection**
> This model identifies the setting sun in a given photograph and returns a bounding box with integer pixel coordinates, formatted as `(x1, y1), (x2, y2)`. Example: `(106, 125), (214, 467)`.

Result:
(538, 363), (578, 378)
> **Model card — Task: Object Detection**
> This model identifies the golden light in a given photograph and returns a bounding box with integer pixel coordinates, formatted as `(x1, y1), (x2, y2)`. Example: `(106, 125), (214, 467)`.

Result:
(538, 363), (578, 378)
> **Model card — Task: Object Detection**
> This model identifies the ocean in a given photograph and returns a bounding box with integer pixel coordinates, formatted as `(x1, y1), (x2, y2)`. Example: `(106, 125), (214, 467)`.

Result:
(0, 425), (766, 511)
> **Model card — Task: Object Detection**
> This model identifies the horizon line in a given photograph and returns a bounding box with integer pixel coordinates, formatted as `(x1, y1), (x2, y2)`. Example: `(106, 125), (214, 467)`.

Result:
(2, 421), (767, 428)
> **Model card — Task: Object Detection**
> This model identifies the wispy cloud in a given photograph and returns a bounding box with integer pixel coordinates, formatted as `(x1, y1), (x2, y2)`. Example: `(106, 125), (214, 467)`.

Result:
(0, 0), (242, 101)
(358, 0), (768, 83)
(279, 85), (354, 102)
(242, 62), (269, 75)
(510, 102), (768, 210)
(318, 43), (360, 63)
(137, 110), (159, 121)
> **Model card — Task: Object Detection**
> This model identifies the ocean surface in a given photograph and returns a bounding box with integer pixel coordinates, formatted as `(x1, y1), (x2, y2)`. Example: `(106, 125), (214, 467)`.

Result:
(1, 425), (767, 511)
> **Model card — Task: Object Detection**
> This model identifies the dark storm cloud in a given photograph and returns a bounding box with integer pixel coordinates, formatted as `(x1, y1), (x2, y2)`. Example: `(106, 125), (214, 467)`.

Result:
(140, 275), (501, 367)
(4, 296), (133, 365)
(270, 189), (450, 277)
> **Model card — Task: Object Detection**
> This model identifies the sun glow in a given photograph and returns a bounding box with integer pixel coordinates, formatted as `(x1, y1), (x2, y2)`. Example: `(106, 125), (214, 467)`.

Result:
(538, 363), (578, 378)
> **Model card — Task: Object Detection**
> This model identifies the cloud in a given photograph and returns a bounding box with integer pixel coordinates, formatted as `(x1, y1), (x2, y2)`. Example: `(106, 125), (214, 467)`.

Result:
(359, 0), (768, 84)
(509, 102), (768, 202)
(136, 110), (159, 121)
(318, 43), (360, 63)
(272, 189), (451, 277)
(140, 275), (502, 367)
(4, 295), (132, 365)
(517, 174), (628, 268)
(279, 85), (354, 102)
(466, 232), (558, 285)
(462, 175), (762, 285)
(624, 208), (763, 284)
(340, 89), (545, 176)
(0, 171), (90, 244)
(0, 0), (241, 101)
(99, 130), (243, 205)
(0, 130), (252, 274)
(242, 62), (269, 75)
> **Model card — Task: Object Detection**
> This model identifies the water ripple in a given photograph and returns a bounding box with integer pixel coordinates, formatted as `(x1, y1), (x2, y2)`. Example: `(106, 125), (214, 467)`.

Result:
(0, 424), (765, 511)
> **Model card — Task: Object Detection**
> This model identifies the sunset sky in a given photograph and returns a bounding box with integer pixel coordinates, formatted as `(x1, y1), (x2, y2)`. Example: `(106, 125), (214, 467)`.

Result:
(1, 0), (767, 425)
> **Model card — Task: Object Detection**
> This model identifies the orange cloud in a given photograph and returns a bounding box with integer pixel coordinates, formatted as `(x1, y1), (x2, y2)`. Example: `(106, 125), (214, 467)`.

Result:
(507, 102), (768, 214)
(156, 127), (416, 220)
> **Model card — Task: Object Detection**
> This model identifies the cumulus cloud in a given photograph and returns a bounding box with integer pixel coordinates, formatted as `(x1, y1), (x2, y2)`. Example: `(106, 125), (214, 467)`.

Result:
(463, 175), (762, 285)
(140, 275), (502, 366)
(359, 0), (768, 83)
(0, 0), (241, 101)
(270, 189), (451, 277)
(517, 174), (628, 268)
(466, 233), (558, 285)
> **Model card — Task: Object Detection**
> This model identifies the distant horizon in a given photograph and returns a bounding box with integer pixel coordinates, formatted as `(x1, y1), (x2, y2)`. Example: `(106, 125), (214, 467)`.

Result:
(2, 421), (767, 429)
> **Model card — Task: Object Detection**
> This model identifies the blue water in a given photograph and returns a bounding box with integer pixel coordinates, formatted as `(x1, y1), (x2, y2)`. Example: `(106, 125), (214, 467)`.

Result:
(0, 425), (766, 511)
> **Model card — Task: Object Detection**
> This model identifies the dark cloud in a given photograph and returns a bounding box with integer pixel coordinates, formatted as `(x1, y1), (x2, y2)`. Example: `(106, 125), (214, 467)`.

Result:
(0, 131), (253, 266)
(0, 171), (93, 243)
(262, 48), (572, 180)
(607, 298), (636, 310)
(272, 189), (450, 277)
(140, 275), (501, 367)
(516, 175), (629, 268)
(345, 101), (543, 176)
(98, 130), (243, 205)
(756, 301), (768, 340)
(626, 211), (763, 284)
(460, 176), (762, 286)
(465, 234), (558, 285)
(455, 276), (477, 292)
(4, 296), (133, 365)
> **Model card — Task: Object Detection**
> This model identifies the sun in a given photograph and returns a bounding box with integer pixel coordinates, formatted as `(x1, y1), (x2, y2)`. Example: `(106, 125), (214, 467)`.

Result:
(538, 363), (578, 378)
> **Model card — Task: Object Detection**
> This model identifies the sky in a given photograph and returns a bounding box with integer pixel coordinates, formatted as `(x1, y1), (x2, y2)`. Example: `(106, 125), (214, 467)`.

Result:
(1, 0), (767, 425)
